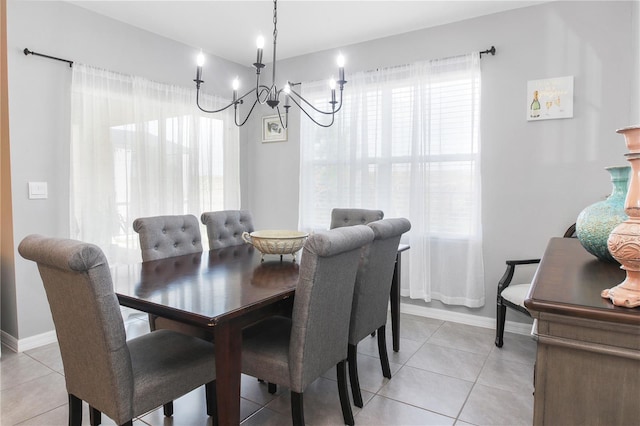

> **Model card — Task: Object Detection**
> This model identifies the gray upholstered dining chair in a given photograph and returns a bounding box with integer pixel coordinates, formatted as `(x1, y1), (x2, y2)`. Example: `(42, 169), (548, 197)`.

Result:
(133, 214), (203, 262)
(201, 210), (255, 249)
(18, 234), (217, 426)
(347, 217), (411, 407)
(241, 225), (375, 426)
(330, 208), (384, 229)
(133, 214), (212, 354)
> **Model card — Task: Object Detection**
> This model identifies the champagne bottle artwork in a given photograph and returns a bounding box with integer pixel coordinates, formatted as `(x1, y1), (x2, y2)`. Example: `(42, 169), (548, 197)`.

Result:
(530, 90), (541, 118)
(526, 76), (574, 121)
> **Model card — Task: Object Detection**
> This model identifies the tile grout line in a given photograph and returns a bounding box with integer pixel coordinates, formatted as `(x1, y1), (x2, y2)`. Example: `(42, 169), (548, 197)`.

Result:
(452, 343), (493, 425)
(355, 319), (461, 422)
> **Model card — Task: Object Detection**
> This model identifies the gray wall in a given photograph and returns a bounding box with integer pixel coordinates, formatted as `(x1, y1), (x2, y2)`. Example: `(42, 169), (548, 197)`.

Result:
(246, 1), (639, 320)
(3, 0), (251, 340)
(3, 0), (638, 343)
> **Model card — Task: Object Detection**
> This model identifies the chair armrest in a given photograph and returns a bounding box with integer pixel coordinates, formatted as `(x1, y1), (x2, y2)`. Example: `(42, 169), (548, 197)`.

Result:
(497, 259), (541, 295)
(505, 259), (541, 266)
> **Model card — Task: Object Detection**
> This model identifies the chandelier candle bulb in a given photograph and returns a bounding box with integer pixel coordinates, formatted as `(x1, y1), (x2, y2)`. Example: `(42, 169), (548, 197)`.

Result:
(337, 54), (345, 82)
(232, 78), (239, 103)
(256, 36), (264, 67)
(329, 78), (336, 104)
(195, 51), (204, 82)
(284, 83), (291, 108)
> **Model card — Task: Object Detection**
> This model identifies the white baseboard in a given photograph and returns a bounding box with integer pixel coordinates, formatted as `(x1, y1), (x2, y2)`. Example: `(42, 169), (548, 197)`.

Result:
(1, 329), (58, 353)
(399, 302), (533, 336)
(1, 307), (143, 353)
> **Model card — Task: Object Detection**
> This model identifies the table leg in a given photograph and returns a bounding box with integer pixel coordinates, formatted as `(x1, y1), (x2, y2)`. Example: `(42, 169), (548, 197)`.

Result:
(214, 321), (242, 426)
(390, 252), (401, 352)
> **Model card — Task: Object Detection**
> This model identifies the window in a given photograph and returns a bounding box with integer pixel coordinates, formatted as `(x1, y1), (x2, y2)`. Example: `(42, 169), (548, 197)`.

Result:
(299, 53), (485, 307)
(71, 64), (240, 264)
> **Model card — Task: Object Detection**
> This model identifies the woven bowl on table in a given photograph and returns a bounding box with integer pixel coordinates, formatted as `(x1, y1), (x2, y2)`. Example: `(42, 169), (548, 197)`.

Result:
(242, 230), (309, 261)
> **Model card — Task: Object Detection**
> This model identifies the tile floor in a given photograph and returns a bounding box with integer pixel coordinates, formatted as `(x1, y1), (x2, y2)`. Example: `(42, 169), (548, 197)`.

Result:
(1, 312), (535, 425)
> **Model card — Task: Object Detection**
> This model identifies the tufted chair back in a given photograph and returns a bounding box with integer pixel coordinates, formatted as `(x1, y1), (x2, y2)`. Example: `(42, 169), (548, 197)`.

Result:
(330, 208), (384, 229)
(201, 210), (255, 250)
(133, 214), (203, 262)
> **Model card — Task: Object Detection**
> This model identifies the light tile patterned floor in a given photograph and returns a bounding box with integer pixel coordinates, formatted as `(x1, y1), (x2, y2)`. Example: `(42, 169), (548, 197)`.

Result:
(1, 312), (535, 425)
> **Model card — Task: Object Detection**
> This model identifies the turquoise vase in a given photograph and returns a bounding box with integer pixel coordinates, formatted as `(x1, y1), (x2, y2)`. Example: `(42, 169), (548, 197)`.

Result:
(576, 166), (630, 263)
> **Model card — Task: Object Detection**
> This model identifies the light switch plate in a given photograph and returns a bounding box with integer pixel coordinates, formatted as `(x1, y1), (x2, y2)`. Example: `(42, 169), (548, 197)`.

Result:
(28, 182), (48, 199)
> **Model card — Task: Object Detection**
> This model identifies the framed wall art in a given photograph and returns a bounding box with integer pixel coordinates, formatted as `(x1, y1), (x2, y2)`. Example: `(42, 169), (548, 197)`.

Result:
(262, 115), (287, 142)
(527, 76), (574, 121)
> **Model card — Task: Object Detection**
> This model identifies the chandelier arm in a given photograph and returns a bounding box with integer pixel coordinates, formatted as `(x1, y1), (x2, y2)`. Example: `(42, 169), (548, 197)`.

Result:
(256, 84), (274, 105)
(236, 88), (256, 104)
(333, 89), (345, 114)
(254, 72), (265, 102)
(289, 86), (342, 115)
(275, 106), (288, 129)
(196, 88), (235, 114)
(235, 98), (260, 127)
(288, 95), (336, 128)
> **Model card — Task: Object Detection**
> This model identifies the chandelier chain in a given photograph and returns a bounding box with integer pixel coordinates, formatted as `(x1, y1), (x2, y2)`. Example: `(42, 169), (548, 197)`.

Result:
(273, 0), (278, 44)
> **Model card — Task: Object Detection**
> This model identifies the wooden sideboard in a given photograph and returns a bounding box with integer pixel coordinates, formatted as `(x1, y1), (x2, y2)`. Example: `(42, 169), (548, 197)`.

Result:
(525, 237), (640, 425)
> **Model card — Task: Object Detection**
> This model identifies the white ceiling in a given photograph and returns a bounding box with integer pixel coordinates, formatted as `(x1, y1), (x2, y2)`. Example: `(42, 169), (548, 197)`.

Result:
(69, 1), (549, 66)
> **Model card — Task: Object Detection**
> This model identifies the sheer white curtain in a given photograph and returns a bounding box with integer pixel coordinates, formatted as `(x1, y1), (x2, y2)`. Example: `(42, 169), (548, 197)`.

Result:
(70, 63), (240, 264)
(299, 53), (484, 307)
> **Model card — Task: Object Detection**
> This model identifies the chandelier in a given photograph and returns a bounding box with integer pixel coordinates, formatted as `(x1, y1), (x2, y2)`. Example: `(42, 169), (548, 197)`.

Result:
(193, 0), (346, 128)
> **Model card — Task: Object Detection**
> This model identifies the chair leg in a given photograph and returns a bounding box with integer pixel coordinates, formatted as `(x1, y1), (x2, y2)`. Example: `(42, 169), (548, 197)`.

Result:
(291, 391), (305, 426)
(89, 406), (102, 426)
(337, 360), (355, 426)
(148, 313), (158, 331)
(68, 394), (82, 426)
(268, 382), (277, 394)
(377, 325), (392, 379)
(205, 380), (217, 418)
(347, 343), (363, 407)
(163, 401), (173, 417)
(495, 300), (506, 348)
(120, 421), (133, 426)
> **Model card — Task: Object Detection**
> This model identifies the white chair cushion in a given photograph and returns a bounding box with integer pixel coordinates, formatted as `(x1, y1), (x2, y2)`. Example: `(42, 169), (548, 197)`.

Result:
(501, 283), (531, 307)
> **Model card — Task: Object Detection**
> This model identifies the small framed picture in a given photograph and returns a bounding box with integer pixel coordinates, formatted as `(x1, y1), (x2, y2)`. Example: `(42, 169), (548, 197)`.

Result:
(527, 76), (574, 121)
(262, 115), (287, 142)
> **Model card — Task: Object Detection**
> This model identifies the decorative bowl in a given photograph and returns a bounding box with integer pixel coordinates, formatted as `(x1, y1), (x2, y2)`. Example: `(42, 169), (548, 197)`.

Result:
(242, 230), (309, 261)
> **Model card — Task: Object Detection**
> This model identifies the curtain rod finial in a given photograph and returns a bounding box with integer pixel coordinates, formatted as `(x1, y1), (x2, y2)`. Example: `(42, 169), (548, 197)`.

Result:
(480, 46), (496, 58)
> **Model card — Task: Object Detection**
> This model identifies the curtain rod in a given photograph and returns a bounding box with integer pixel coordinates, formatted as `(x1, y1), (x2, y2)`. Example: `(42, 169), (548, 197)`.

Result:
(22, 45), (495, 70)
(23, 48), (73, 67)
(479, 46), (496, 58)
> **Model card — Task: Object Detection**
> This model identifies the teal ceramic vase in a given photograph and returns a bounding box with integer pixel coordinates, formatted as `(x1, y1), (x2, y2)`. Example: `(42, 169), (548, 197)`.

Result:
(576, 165), (630, 263)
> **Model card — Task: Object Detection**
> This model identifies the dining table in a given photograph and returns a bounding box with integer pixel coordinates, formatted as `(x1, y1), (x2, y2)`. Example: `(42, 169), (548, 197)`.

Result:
(112, 242), (409, 425)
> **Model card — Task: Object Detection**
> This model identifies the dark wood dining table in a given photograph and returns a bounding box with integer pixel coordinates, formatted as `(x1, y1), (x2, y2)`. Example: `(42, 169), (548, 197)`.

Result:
(112, 243), (409, 425)
(112, 244), (297, 425)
